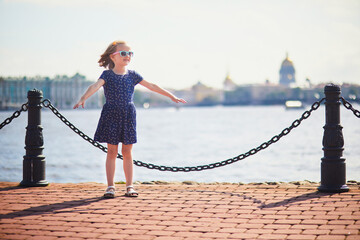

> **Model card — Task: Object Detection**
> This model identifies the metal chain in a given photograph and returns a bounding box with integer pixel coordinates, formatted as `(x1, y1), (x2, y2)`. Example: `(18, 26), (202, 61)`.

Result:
(0, 103), (28, 130)
(340, 97), (360, 118)
(42, 98), (325, 172)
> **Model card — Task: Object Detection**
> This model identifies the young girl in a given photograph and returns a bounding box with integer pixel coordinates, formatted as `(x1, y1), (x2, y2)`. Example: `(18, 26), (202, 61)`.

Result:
(73, 40), (186, 198)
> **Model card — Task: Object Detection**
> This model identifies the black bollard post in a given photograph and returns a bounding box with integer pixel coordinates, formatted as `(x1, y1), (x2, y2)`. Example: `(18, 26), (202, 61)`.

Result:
(318, 84), (349, 193)
(20, 89), (49, 187)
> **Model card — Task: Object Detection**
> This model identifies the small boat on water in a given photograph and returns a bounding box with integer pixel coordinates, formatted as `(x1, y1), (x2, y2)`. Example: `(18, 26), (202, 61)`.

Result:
(143, 102), (150, 109)
(285, 100), (304, 109)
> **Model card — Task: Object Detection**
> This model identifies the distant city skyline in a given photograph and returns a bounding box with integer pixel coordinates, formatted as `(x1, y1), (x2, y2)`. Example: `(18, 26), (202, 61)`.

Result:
(0, 0), (359, 90)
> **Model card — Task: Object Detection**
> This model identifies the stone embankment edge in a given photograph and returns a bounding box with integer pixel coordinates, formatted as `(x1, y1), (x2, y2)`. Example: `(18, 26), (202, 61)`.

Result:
(120, 179), (360, 186)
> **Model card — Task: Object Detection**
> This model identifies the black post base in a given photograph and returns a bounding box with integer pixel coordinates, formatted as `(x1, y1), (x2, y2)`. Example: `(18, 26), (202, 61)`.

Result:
(20, 180), (49, 187)
(318, 184), (349, 193)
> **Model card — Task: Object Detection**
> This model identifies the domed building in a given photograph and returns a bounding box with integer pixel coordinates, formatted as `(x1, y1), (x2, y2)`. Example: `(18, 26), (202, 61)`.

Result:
(223, 72), (237, 91)
(279, 53), (296, 86)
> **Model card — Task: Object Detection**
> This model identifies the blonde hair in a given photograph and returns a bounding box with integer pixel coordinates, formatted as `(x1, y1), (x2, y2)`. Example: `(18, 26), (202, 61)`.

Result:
(98, 41), (126, 69)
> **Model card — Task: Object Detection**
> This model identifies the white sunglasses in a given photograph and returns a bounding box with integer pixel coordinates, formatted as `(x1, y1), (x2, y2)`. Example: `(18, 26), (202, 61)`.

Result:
(112, 51), (134, 57)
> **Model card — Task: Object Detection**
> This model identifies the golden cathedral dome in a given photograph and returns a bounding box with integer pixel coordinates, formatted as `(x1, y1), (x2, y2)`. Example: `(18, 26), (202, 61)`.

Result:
(281, 53), (294, 67)
(224, 73), (233, 83)
(279, 53), (296, 86)
(223, 72), (237, 91)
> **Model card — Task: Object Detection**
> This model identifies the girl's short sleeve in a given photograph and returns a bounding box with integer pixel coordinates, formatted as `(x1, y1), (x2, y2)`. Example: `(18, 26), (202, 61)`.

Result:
(99, 70), (109, 82)
(131, 70), (143, 86)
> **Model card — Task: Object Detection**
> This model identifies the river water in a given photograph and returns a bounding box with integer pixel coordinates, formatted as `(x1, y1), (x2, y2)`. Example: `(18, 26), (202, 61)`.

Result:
(0, 104), (359, 184)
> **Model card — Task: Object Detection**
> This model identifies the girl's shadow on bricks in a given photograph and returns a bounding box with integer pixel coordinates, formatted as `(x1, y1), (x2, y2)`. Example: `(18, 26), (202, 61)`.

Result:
(0, 196), (106, 219)
(189, 189), (336, 209)
(259, 191), (336, 209)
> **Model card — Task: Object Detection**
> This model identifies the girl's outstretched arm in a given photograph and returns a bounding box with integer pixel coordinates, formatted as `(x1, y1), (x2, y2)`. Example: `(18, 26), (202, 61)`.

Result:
(139, 80), (187, 104)
(73, 78), (105, 109)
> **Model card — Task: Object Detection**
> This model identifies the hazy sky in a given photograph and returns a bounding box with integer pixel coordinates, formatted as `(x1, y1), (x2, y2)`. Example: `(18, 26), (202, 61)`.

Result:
(0, 0), (359, 89)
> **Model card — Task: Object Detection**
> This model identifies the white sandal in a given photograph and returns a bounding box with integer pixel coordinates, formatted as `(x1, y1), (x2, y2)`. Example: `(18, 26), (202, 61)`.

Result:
(125, 185), (138, 197)
(104, 186), (116, 198)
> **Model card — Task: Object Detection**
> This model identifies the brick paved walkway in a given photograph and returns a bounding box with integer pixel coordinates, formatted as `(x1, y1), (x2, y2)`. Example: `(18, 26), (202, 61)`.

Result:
(0, 181), (359, 240)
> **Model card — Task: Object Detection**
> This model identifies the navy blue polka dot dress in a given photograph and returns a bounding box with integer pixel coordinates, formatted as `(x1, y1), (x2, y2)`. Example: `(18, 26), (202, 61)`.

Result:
(94, 70), (143, 145)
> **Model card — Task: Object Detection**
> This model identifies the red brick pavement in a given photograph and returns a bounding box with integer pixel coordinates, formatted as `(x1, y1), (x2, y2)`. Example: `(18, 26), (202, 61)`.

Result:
(0, 181), (359, 240)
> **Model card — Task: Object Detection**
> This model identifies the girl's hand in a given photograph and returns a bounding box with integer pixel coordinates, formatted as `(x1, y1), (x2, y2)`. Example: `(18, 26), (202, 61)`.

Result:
(171, 96), (187, 104)
(73, 100), (85, 109)
(73, 79), (105, 109)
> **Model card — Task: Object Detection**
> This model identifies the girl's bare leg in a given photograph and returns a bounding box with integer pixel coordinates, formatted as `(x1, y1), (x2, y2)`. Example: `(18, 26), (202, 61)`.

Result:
(122, 144), (133, 187)
(106, 144), (119, 187)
